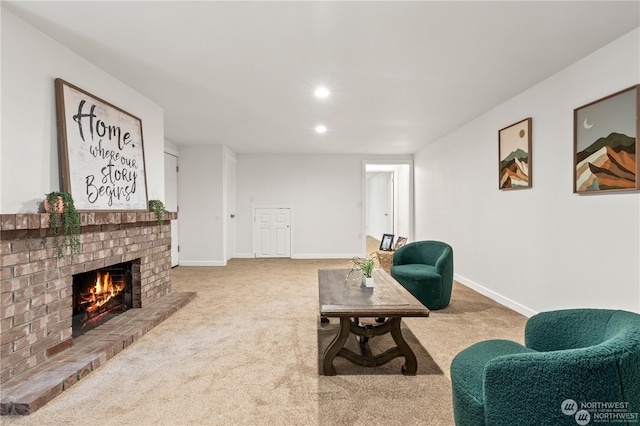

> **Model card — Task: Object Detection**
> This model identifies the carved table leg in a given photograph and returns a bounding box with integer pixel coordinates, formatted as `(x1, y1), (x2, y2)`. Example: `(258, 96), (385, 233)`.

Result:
(389, 317), (418, 375)
(322, 317), (350, 376)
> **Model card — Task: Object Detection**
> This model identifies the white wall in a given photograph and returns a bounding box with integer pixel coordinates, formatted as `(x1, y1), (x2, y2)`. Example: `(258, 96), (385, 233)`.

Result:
(235, 154), (363, 258)
(414, 28), (640, 315)
(0, 9), (165, 213)
(177, 145), (225, 265)
(164, 139), (180, 157)
(176, 150), (413, 263)
(230, 154), (410, 259)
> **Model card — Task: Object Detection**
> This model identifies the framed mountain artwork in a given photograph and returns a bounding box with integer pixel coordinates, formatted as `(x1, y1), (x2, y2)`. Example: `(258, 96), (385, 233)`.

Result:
(574, 85), (639, 194)
(499, 117), (532, 190)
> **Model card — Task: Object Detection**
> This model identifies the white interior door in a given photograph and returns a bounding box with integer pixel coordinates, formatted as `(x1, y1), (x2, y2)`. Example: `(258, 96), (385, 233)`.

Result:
(253, 208), (291, 258)
(366, 172), (394, 238)
(164, 152), (179, 267)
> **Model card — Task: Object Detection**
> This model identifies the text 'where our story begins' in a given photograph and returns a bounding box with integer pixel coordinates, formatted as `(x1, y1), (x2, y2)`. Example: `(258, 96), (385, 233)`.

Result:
(72, 99), (142, 207)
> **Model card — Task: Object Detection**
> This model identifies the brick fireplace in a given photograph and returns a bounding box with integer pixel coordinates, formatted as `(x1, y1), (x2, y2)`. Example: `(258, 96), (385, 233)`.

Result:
(0, 210), (195, 415)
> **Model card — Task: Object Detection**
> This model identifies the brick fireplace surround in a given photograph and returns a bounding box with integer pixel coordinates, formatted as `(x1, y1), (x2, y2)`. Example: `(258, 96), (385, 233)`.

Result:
(0, 211), (196, 415)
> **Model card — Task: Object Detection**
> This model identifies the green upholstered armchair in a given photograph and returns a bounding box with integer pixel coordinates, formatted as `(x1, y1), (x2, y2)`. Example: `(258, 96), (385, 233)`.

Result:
(450, 309), (640, 426)
(390, 240), (453, 310)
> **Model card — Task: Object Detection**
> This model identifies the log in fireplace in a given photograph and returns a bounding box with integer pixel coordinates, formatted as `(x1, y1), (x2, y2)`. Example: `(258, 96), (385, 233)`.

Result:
(72, 261), (136, 338)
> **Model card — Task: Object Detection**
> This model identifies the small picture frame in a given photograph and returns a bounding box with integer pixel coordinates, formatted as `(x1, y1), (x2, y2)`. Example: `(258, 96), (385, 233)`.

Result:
(379, 234), (395, 251)
(394, 236), (407, 250)
(498, 117), (532, 190)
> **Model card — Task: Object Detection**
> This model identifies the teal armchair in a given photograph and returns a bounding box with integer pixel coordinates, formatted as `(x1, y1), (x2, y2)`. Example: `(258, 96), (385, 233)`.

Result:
(390, 240), (453, 310)
(450, 309), (640, 426)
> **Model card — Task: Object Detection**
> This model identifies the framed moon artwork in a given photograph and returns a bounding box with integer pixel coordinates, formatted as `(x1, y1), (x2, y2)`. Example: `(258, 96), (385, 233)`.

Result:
(573, 85), (639, 194)
(498, 117), (532, 190)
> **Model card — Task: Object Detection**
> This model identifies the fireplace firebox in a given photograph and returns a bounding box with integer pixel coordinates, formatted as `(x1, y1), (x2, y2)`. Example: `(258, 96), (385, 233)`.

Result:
(72, 261), (135, 338)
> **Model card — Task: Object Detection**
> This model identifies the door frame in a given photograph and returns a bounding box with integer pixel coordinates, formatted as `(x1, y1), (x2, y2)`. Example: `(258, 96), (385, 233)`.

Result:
(223, 148), (237, 262)
(164, 150), (179, 267)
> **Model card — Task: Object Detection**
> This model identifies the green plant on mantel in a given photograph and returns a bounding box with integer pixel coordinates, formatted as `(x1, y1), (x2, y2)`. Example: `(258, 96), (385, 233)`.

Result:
(45, 191), (81, 258)
(148, 199), (166, 226)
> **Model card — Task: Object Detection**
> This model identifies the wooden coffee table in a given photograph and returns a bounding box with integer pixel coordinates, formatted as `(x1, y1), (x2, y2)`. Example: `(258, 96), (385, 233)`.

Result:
(318, 268), (429, 376)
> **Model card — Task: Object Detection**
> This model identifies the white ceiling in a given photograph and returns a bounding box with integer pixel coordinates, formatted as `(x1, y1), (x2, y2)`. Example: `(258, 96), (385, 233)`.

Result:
(3, 1), (639, 155)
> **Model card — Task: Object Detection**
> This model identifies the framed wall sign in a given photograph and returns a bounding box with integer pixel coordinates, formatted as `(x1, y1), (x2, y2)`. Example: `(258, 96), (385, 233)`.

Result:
(574, 85), (639, 194)
(55, 78), (148, 210)
(498, 117), (532, 190)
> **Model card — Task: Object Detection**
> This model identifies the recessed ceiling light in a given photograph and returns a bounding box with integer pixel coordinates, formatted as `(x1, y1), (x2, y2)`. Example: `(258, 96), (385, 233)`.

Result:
(314, 87), (330, 99)
(315, 125), (327, 134)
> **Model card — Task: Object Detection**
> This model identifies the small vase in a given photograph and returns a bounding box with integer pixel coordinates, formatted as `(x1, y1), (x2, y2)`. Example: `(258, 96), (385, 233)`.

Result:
(362, 276), (374, 288)
(44, 196), (64, 214)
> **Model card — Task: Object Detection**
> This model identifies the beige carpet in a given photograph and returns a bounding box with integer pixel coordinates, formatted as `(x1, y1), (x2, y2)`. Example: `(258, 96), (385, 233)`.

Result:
(2, 257), (527, 426)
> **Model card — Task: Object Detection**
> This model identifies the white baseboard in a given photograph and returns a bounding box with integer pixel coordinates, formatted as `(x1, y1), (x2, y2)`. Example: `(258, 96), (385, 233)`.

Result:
(234, 252), (254, 258)
(178, 260), (227, 267)
(454, 273), (537, 318)
(230, 253), (356, 260)
(292, 253), (358, 260)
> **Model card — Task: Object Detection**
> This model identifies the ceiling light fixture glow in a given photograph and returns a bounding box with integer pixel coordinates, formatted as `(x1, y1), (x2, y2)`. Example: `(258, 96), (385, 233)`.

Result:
(314, 87), (330, 98)
(315, 125), (327, 134)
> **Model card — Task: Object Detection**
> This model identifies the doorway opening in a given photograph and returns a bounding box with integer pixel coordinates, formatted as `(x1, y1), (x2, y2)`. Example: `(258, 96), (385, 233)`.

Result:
(363, 161), (413, 255)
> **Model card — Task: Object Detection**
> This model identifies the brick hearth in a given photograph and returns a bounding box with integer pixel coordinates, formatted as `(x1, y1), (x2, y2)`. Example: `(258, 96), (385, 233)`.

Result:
(0, 211), (195, 415)
(0, 292), (195, 415)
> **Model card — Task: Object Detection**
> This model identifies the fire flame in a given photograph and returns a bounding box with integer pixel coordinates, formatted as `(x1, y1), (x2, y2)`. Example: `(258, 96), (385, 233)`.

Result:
(79, 271), (125, 314)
